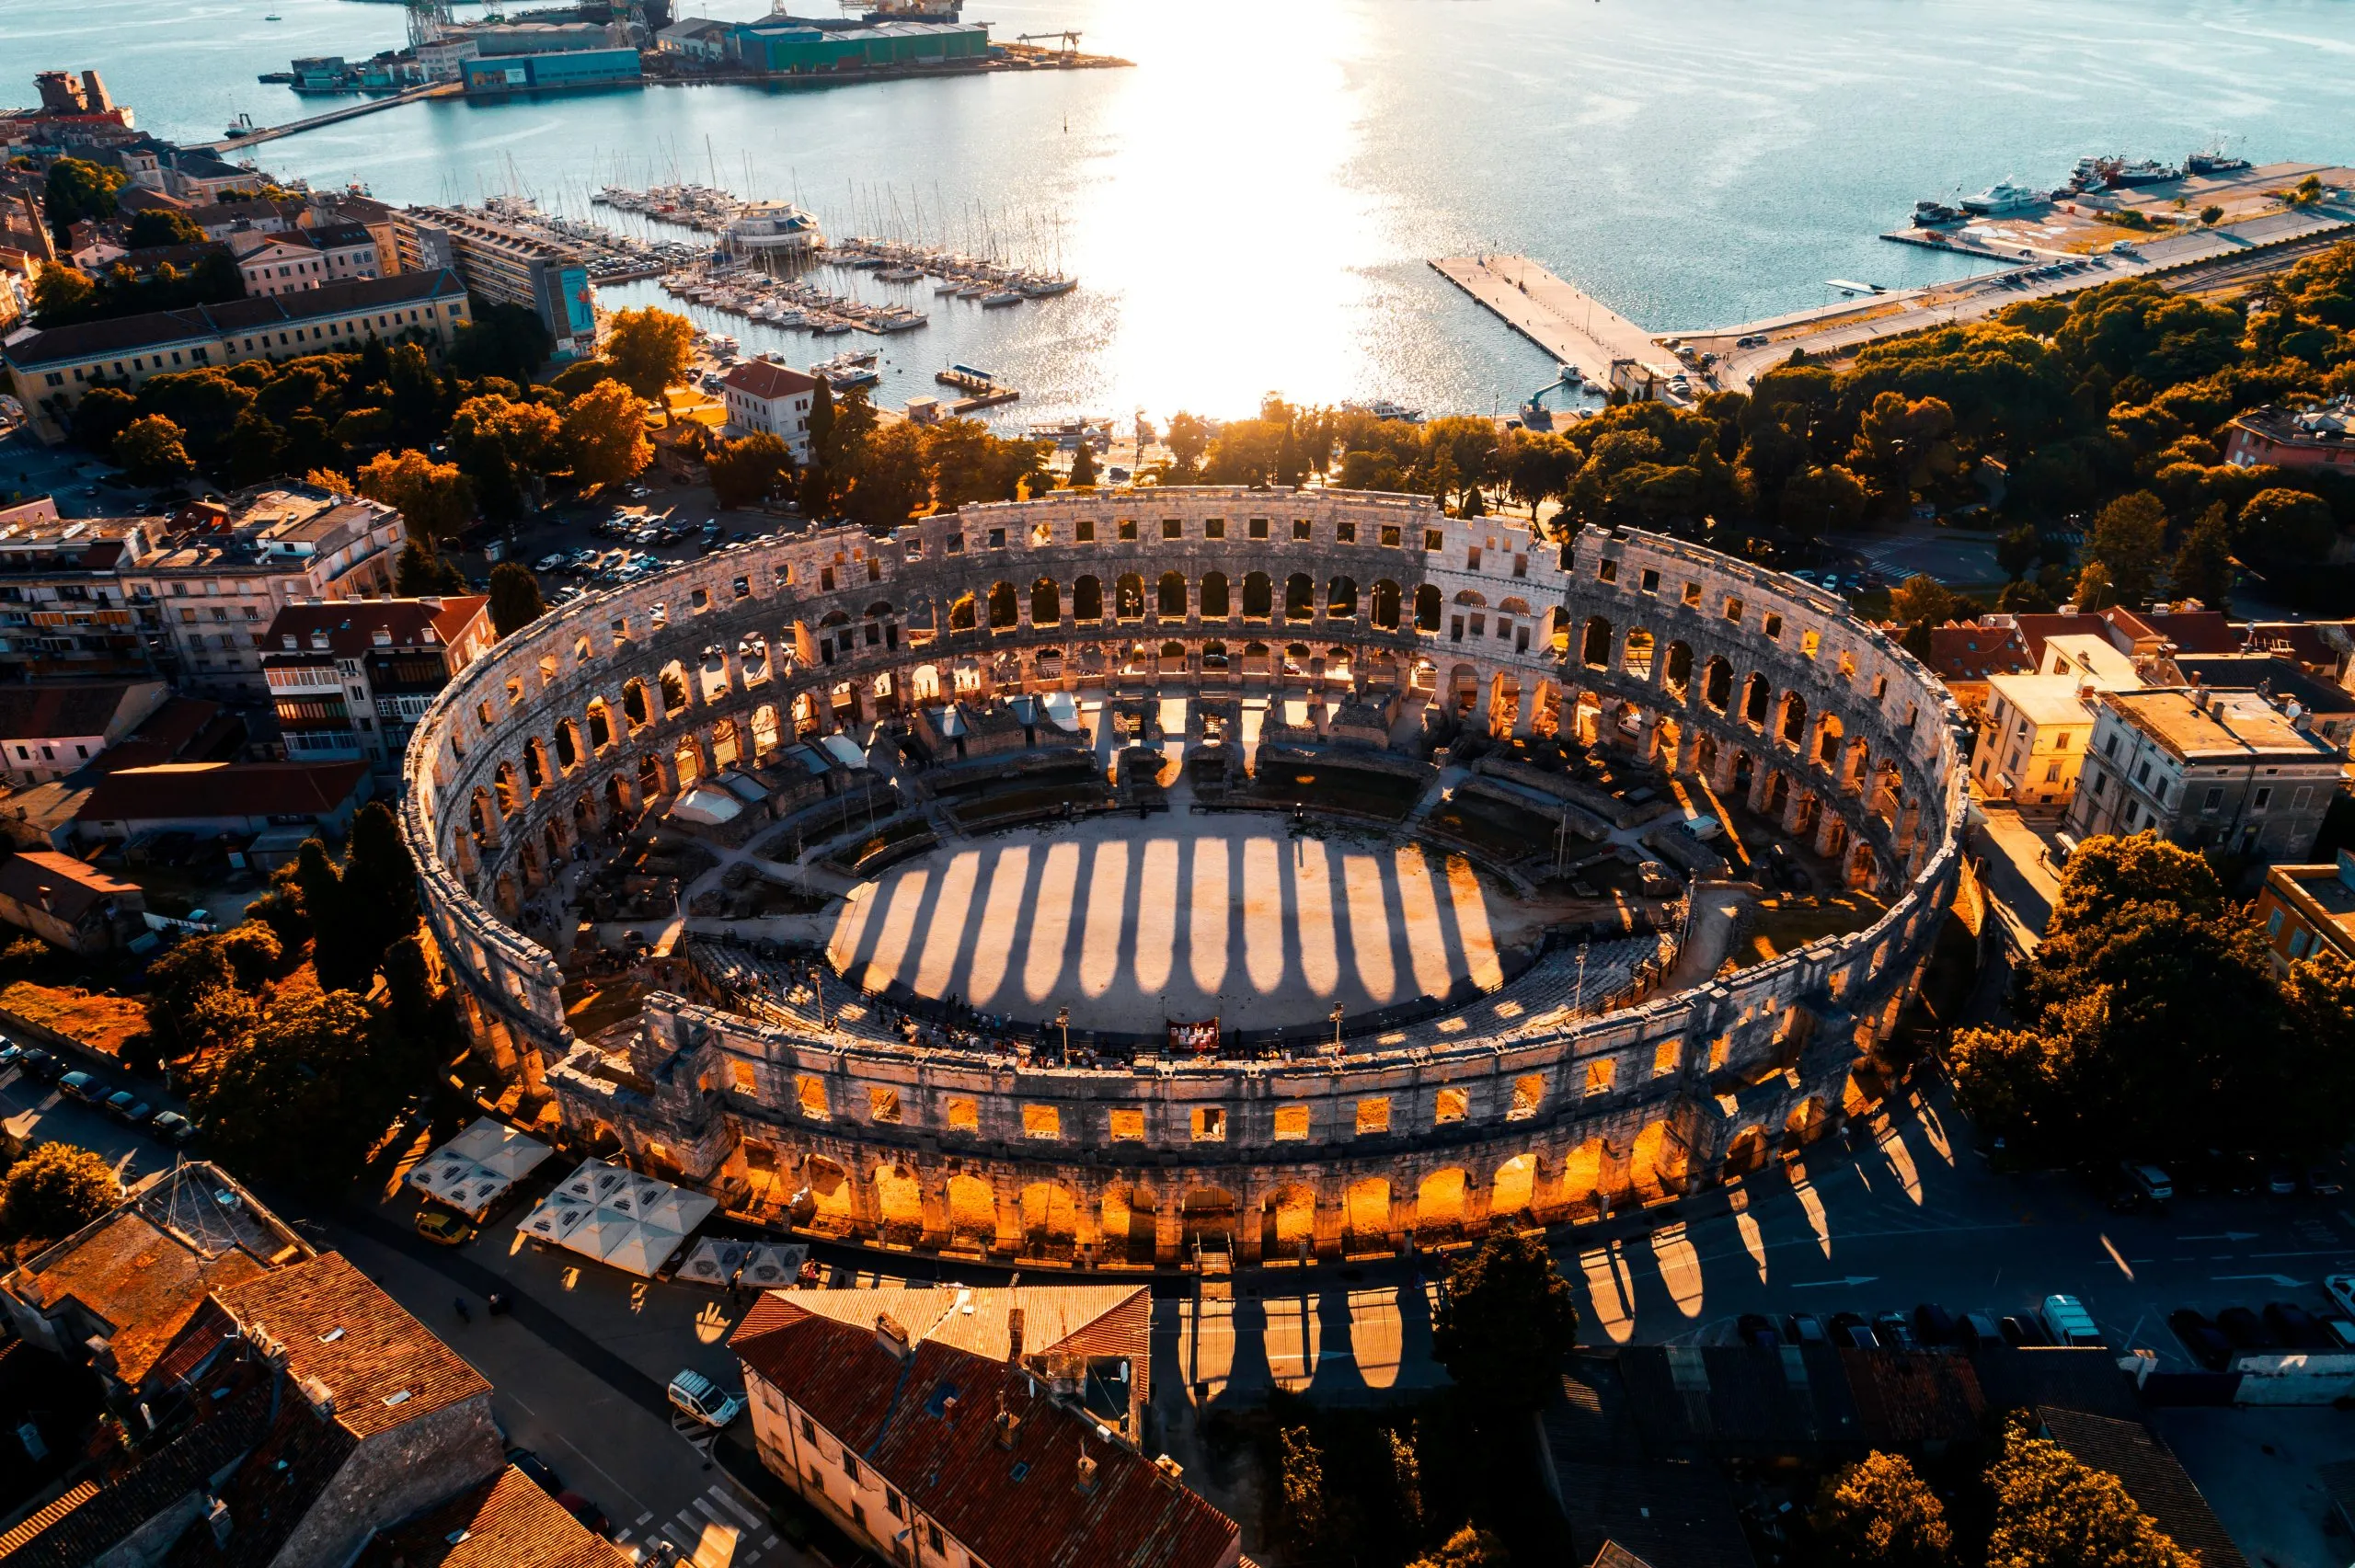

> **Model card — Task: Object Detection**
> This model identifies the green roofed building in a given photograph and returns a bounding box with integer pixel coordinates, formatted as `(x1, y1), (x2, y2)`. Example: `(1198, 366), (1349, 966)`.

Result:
(727, 17), (990, 73)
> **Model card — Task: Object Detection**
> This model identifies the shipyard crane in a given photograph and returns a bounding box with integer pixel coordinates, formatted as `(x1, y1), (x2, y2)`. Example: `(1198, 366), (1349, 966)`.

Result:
(1016, 29), (1082, 55)
(405, 0), (454, 49)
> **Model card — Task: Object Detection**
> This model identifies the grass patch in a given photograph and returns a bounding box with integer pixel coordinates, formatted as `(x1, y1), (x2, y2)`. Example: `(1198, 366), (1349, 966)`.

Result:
(0, 981), (150, 1057)
(563, 977), (649, 1037)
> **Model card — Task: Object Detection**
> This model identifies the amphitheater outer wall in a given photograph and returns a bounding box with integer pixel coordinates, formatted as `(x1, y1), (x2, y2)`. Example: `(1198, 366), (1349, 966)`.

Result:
(401, 489), (1969, 1264)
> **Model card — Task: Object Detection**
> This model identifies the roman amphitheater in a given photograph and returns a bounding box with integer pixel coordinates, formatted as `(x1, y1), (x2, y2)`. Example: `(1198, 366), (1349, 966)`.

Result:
(402, 488), (1970, 1267)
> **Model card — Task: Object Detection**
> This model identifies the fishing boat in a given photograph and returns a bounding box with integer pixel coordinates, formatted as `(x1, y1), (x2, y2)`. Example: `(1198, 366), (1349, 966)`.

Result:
(876, 265), (922, 282)
(980, 289), (1023, 307)
(1019, 275), (1077, 297)
(811, 350), (882, 389)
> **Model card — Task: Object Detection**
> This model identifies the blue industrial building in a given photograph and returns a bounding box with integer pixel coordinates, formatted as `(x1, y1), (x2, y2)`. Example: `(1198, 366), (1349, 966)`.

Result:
(461, 46), (643, 94)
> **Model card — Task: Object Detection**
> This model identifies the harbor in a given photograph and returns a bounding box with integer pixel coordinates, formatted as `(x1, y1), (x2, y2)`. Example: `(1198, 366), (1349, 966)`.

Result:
(1430, 254), (1683, 401)
(190, 78), (455, 153)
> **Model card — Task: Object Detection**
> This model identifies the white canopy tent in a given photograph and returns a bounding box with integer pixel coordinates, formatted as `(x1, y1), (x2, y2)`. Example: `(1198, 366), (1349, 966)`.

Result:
(738, 1242), (810, 1289)
(406, 1120), (552, 1220)
(518, 1194), (593, 1242)
(526, 1160), (719, 1278)
(675, 1238), (750, 1288)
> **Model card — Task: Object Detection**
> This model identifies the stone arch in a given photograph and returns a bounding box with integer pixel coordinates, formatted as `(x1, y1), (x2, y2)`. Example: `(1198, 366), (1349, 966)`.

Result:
(1784, 1096), (1832, 1150)
(1414, 1167), (1470, 1242)
(1581, 615), (1614, 668)
(1815, 711), (1844, 767)
(1344, 1176), (1392, 1249)
(1453, 589), (1488, 609)
(710, 715), (741, 770)
(1100, 1184), (1156, 1264)
(585, 697), (613, 750)
(1284, 572), (1315, 621)
(872, 1162), (923, 1243)
(658, 662), (689, 717)
(1243, 572), (1274, 620)
(1622, 627), (1655, 681)
(638, 751), (665, 798)
(1490, 1154), (1538, 1221)
(1724, 1125), (1769, 1177)
(1114, 572), (1145, 621)
(492, 760), (522, 817)
(1778, 691), (1807, 745)
(987, 580), (1018, 629)
(1741, 672), (1771, 726)
(1703, 657), (1733, 712)
(554, 718), (581, 771)
(947, 1173), (995, 1246)
(466, 786), (500, 848)
(1180, 1186), (1239, 1251)
(1019, 1181), (1079, 1257)
(1371, 578), (1401, 631)
(1157, 570), (1187, 618)
(948, 590), (978, 633)
(1631, 1116), (1688, 1200)
(1326, 575), (1358, 619)
(622, 678), (652, 729)
(1848, 839), (1879, 889)
(1201, 571), (1232, 618)
(1260, 1184), (1317, 1258)
(673, 739), (702, 787)
(752, 704), (781, 755)
(1030, 577), (1062, 624)
(1414, 583), (1442, 632)
(1561, 1137), (1605, 1214)
(1694, 733), (1719, 782)
(1763, 770), (1790, 818)
(801, 1155), (854, 1230)
(522, 737), (550, 796)
(1073, 575), (1103, 623)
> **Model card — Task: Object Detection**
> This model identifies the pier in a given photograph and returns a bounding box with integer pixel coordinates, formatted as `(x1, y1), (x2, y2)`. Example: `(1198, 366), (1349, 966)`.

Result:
(191, 81), (457, 154)
(1430, 255), (1662, 383)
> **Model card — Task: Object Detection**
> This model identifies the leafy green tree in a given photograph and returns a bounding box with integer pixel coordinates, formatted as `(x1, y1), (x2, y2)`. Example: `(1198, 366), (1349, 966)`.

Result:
(1408, 1526), (1511, 1568)
(1165, 410), (1211, 475)
(488, 560), (546, 637)
(2237, 486), (2335, 565)
(243, 859), (313, 949)
(189, 992), (395, 1185)
(43, 157), (128, 241)
(71, 385), (139, 452)
(125, 208), (207, 247)
(1, 1142), (121, 1242)
(844, 420), (928, 529)
(706, 431), (795, 509)
(297, 837), (366, 993)
(114, 415), (194, 485)
(2168, 503), (2234, 610)
(602, 306), (698, 402)
(800, 376), (840, 514)
(1430, 1230), (1580, 1409)
(1778, 463), (1867, 536)
(395, 540), (468, 595)
(559, 378), (653, 489)
(1998, 525), (2041, 582)
(30, 264), (98, 326)
(446, 298), (556, 383)
(1811, 1451), (1951, 1568)
(1889, 573), (1965, 629)
(356, 449), (473, 542)
(1984, 1415), (2194, 1568)
(1066, 439), (1098, 487)
(2081, 491), (2168, 610)
(1277, 1425), (1328, 1555)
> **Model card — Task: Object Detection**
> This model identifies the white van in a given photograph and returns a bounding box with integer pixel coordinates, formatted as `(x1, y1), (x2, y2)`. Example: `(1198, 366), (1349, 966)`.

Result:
(668, 1368), (745, 1428)
(2040, 1294), (2104, 1348)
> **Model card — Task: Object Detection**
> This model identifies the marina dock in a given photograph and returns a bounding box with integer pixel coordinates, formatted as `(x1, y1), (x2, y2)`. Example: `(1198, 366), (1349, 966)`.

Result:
(191, 81), (456, 153)
(1430, 255), (1662, 383)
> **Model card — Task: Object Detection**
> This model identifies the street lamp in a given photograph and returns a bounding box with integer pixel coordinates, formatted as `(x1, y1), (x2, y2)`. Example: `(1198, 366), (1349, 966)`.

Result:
(1329, 1001), (1346, 1054)
(1055, 1004), (1070, 1059)
(809, 961), (830, 1034)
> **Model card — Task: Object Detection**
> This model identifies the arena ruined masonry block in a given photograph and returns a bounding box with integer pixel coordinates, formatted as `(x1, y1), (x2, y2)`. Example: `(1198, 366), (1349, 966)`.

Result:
(400, 489), (1968, 1259)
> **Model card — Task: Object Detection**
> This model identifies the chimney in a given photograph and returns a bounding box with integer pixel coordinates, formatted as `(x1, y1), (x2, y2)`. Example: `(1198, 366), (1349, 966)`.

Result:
(204, 1497), (233, 1548)
(1152, 1455), (1185, 1486)
(1075, 1452), (1098, 1494)
(874, 1313), (912, 1363)
(297, 1376), (336, 1418)
(992, 1395), (1022, 1450)
(1006, 1306), (1025, 1362)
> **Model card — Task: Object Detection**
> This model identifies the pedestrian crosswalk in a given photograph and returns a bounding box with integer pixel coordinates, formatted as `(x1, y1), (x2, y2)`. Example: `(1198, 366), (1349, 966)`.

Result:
(615, 1482), (770, 1567)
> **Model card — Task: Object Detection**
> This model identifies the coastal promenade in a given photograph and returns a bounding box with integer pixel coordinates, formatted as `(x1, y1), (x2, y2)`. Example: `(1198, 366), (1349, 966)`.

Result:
(1430, 255), (1661, 384)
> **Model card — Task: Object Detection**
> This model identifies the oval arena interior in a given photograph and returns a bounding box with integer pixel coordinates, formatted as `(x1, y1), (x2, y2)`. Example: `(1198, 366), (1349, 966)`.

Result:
(402, 488), (1970, 1267)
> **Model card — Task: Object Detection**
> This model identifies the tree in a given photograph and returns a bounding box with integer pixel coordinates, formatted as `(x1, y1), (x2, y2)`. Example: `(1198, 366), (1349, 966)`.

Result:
(1777, 463), (1867, 536)
(488, 560), (547, 637)
(114, 415), (194, 485)
(602, 306), (698, 403)
(297, 837), (365, 994)
(395, 540), (468, 595)
(1, 1141), (121, 1242)
(43, 156), (128, 241)
(559, 378), (653, 489)
(1408, 1526), (1511, 1568)
(340, 801), (420, 971)
(2237, 486), (2334, 565)
(1998, 525), (2041, 582)
(1889, 573), (1965, 629)
(356, 449), (473, 543)
(30, 263), (98, 326)
(1810, 1451), (1951, 1568)
(844, 420), (927, 529)
(446, 298), (556, 383)
(2081, 491), (2167, 610)
(1276, 1425), (1328, 1555)
(1067, 439), (1098, 487)
(189, 991), (396, 1185)
(125, 208), (207, 247)
(1430, 1230), (1580, 1409)
(1165, 411), (1211, 474)
(2168, 503), (2234, 610)
(800, 377), (840, 514)
(71, 385), (139, 452)
(706, 431), (795, 509)
(1984, 1416), (2194, 1568)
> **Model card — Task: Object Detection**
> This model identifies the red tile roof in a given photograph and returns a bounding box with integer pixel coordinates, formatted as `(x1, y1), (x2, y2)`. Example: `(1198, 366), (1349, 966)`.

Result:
(261, 596), (488, 660)
(0, 849), (140, 921)
(2116, 607), (2237, 655)
(2241, 620), (2346, 670)
(723, 360), (819, 401)
(77, 760), (370, 824)
(731, 1294), (1238, 1568)
(1926, 624), (2031, 683)
(0, 681), (153, 740)
(215, 1253), (491, 1440)
(354, 1466), (631, 1568)
(2010, 613), (2115, 667)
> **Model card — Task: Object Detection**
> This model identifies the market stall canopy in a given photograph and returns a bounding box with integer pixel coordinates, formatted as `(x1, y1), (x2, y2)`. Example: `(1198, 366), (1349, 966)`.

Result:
(443, 1118), (554, 1181)
(739, 1241), (810, 1288)
(519, 1193), (593, 1242)
(531, 1160), (720, 1277)
(676, 1237), (750, 1288)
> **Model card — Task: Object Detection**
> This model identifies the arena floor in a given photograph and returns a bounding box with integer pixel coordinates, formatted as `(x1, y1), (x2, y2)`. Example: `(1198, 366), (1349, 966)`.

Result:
(822, 816), (1581, 1032)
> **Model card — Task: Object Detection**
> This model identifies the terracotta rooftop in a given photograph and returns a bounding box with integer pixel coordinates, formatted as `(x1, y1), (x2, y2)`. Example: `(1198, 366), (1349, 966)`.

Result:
(215, 1252), (491, 1441)
(0, 680), (155, 740)
(262, 595), (487, 660)
(1926, 623), (2031, 683)
(730, 1293), (1235, 1568)
(353, 1466), (631, 1568)
(723, 359), (819, 400)
(2038, 1407), (2246, 1568)
(77, 760), (370, 824)
(0, 848), (141, 921)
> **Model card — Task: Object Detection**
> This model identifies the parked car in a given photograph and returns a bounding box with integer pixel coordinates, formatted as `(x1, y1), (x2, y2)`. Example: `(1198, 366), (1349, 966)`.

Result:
(534, 554), (568, 573)
(667, 1368), (745, 1428)
(2041, 1294), (2104, 1348)
(150, 1110), (198, 1145)
(1958, 1310), (2005, 1350)
(1872, 1312), (1919, 1350)
(104, 1089), (141, 1122)
(1999, 1315), (2049, 1347)
(1736, 1312), (1780, 1347)
(2167, 1309), (2234, 1369)
(2215, 1306), (2278, 1350)
(0, 1039), (20, 1071)
(1913, 1303), (1959, 1345)
(59, 1070), (106, 1104)
(2324, 1318), (2355, 1351)
(2327, 1276), (2355, 1319)
(2121, 1162), (2174, 1205)
(2309, 1168), (2345, 1198)
(119, 1099), (152, 1127)
(413, 1207), (474, 1246)
(2263, 1301), (2332, 1349)
(2269, 1164), (2302, 1196)
(506, 1448), (562, 1496)
(557, 1491), (613, 1539)
(1828, 1312), (1878, 1349)
(1785, 1313), (1828, 1346)
(19, 1048), (62, 1082)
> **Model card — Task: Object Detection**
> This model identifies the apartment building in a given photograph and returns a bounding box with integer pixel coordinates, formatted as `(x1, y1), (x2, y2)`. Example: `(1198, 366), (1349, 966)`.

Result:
(720, 358), (818, 459)
(232, 221), (381, 296)
(262, 594), (493, 769)
(0, 679), (167, 786)
(2065, 685), (2343, 860)
(3, 269), (470, 442)
(392, 204), (593, 359)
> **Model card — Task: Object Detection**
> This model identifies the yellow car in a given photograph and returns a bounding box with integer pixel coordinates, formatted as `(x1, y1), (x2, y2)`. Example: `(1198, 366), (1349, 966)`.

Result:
(414, 1208), (475, 1246)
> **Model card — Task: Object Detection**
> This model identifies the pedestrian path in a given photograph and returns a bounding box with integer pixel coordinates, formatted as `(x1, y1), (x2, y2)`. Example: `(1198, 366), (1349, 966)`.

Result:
(615, 1479), (775, 1567)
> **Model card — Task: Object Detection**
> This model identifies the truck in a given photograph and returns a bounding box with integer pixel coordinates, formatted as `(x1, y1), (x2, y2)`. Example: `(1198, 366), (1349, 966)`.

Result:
(2039, 1294), (2104, 1348)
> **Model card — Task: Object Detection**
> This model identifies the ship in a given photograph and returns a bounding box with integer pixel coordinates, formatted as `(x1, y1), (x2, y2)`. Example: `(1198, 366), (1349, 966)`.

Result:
(1913, 198), (1965, 227)
(2069, 155), (2184, 191)
(720, 201), (825, 257)
(2188, 147), (2252, 177)
(811, 349), (881, 389)
(1959, 179), (2049, 216)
